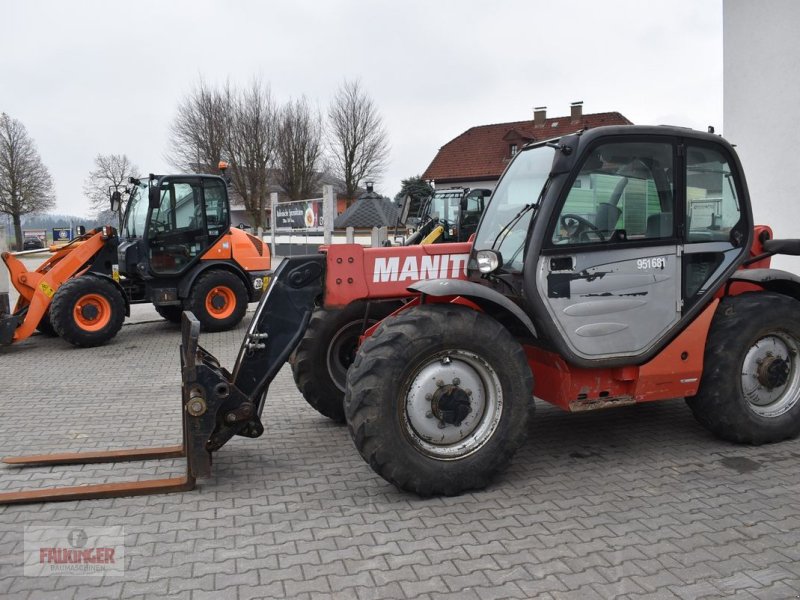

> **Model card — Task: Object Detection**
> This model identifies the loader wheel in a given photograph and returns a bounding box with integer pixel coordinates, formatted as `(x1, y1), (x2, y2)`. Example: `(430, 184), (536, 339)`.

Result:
(187, 270), (248, 332)
(291, 301), (402, 422)
(155, 304), (183, 323)
(50, 276), (125, 347)
(687, 292), (800, 444)
(36, 310), (57, 336)
(345, 304), (533, 496)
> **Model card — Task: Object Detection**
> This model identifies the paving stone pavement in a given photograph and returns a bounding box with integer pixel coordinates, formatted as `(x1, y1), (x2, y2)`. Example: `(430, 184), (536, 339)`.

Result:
(1, 315), (800, 599)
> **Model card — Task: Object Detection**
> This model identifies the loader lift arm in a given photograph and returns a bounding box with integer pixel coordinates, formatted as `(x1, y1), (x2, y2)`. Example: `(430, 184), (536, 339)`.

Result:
(0, 255), (325, 504)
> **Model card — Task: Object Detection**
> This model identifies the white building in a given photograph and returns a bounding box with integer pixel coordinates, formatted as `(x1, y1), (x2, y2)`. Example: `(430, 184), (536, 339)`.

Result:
(724, 0), (800, 270)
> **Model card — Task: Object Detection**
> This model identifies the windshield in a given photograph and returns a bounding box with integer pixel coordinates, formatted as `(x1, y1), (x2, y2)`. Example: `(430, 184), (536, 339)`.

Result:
(123, 182), (148, 238)
(474, 145), (555, 270)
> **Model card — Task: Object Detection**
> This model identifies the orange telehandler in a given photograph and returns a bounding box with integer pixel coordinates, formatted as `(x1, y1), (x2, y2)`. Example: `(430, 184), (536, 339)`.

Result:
(0, 171), (270, 347)
(3, 125), (800, 503)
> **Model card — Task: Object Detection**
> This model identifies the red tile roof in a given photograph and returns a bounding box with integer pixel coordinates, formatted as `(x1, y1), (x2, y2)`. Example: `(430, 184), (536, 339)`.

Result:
(422, 111), (633, 183)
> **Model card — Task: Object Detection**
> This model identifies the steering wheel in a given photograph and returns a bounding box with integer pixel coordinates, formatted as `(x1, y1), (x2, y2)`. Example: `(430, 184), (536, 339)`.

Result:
(560, 213), (605, 242)
(150, 220), (169, 235)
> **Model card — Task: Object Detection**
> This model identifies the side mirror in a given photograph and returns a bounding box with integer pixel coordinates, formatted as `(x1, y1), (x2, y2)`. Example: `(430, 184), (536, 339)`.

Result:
(399, 195), (411, 225)
(110, 190), (122, 212)
(75, 225), (86, 236)
(148, 181), (161, 209)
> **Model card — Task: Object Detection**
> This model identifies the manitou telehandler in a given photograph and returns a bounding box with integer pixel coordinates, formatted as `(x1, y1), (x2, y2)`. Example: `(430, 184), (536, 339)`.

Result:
(290, 186), (491, 422)
(5, 125), (800, 503)
(0, 171), (270, 348)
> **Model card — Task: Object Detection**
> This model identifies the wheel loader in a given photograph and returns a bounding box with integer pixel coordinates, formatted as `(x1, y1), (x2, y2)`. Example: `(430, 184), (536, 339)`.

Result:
(0, 170), (270, 348)
(4, 124), (800, 504)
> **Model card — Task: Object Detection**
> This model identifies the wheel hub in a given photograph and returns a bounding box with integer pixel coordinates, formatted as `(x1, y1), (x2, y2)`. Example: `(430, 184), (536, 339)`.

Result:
(80, 303), (99, 321)
(757, 354), (790, 389)
(210, 293), (226, 310)
(431, 385), (472, 426)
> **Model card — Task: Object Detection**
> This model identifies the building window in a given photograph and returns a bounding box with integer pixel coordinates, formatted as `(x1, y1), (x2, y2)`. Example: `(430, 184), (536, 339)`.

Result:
(510, 143), (518, 157)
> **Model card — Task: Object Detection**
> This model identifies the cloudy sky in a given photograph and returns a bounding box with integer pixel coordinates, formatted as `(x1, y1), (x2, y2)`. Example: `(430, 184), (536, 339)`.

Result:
(2, 0), (722, 217)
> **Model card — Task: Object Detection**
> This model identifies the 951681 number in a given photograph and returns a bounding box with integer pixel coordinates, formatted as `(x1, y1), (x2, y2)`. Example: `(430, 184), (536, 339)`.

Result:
(637, 257), (666, 270)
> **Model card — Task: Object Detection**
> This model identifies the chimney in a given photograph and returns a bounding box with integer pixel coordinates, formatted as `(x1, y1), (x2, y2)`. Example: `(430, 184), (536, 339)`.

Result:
(570, 101), (583, 122)
(533, 106), (546, 127)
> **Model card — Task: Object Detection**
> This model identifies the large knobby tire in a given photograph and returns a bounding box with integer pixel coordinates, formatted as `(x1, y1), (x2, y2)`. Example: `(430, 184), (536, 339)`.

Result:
(155, 304), (183, 323)
(345, 304), (534, 496)
(36, 309), (58, 336)
(687, 292), (800, 444)
(291, 300), (402, 423)
(50, 276), (126, 347)
(187, 270), (248, 332)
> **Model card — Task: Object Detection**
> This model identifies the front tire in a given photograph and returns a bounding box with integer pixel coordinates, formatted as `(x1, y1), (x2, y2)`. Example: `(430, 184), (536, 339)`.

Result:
(291, 301), (402, 422)
(50, 276), (126, 347)
(187, 270), (248, 332)
(687, 292), (800, 444)
(36, 309), (58, 336)
(345, 304), (533, 496)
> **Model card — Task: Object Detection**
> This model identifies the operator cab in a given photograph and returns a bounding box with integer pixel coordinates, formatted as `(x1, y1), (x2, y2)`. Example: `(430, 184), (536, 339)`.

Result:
(418, 188), (491, 243)
(471, 125), (751, 367)
(118, 174), (230, 280)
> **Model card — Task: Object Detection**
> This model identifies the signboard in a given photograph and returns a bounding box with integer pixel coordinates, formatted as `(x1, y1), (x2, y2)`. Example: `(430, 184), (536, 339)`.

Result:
(23, 229), (47, 241)
(52, 228), (73, 242)
(274, 199), (323, 231)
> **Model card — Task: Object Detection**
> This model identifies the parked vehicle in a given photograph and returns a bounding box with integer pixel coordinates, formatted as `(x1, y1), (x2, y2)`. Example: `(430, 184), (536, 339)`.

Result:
(0, 169), (270, 347)
(5, 125), (800, 503)
(22, 237), (44, 250)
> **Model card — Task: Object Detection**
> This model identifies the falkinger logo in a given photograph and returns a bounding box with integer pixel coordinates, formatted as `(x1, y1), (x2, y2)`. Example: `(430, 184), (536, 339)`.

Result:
(24, 526), (125, 576)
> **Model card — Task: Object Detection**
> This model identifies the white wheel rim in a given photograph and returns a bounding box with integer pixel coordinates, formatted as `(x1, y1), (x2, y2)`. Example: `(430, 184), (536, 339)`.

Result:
(402, 350), (503, 460)
(741, 333), (800, 418)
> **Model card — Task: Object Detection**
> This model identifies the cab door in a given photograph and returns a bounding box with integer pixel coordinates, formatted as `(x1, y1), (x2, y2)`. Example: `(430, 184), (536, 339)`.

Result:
(535, 140), (682, 361)
(147, 177), (231, 276)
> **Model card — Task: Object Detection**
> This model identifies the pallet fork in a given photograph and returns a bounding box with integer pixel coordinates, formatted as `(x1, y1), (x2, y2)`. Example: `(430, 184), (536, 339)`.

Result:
(0, 256), (325, 505)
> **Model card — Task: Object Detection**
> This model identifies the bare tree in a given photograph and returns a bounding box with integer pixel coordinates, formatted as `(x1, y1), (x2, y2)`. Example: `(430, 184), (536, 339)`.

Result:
(167, 79), (231, 173)
(224, 80), (278, 229)
(83, 153), (139, 230)
(0, 113), (56, 250)
(328, 80), (390, 199)
(167, 79), (277, 229)
(276, 97), (324, 201)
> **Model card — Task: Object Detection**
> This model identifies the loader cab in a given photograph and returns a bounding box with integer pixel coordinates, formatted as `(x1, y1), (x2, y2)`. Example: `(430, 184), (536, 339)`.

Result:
(420, 188), (490, 243)
(119, 175), (230, 279)
(471, 126), (752, 367)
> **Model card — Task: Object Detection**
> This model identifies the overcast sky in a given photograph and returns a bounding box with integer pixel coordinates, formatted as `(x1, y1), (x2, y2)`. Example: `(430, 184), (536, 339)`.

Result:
(1, 0), (722, 217)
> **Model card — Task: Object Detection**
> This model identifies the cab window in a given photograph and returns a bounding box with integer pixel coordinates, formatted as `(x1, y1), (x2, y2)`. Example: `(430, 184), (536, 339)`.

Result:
(685, 146), (741, 242)
(204, 179), (229, 237)
(552, 142), (674, 245)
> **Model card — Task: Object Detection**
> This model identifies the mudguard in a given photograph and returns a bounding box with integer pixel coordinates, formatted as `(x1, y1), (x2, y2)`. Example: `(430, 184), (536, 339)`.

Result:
(729, 268), (800, 301)
(408, 278), (538, 339)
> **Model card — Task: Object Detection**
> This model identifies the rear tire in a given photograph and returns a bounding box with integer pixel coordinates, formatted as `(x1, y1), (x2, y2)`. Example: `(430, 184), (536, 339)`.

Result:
(50, 276), (125, 347)
(187, 270), (248, 332)
(345, 304), (533, 496)
(155, 304), (183, 323)
(291, 301), (402, 422)
(687, 292), (800, 444)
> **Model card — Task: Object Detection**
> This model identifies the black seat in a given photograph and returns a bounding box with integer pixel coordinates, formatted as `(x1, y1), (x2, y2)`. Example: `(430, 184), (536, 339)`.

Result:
(646, 213), (673, 238)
